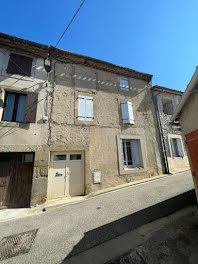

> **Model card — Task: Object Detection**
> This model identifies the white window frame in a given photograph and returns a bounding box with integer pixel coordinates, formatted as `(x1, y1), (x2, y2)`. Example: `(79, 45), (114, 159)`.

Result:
(168, 134), (185, 159)
(119, 77), (129, 91)
(117, 135), (147, 175)
(78, 95), (94, 121)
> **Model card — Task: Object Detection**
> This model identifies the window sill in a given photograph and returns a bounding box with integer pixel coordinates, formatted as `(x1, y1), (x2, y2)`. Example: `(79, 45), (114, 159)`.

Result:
(0, 121), (29, 128)
(120, 167), (147, 175)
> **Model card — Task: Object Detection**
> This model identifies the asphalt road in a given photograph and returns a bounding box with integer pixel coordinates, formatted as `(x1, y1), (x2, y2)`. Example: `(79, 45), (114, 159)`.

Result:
(0, 171), (195, 264)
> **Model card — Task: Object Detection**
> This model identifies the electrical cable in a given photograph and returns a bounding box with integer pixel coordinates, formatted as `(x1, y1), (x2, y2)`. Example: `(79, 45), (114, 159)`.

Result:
(55, 0), (86, 47)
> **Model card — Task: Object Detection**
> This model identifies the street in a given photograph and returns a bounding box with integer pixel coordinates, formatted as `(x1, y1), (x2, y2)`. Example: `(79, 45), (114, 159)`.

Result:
(0, 171), (195, 264)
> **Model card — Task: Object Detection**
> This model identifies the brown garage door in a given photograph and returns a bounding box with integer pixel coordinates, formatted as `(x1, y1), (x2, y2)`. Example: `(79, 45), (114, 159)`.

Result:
(0, 153), (34, 208)
(185, 130), (198, 188)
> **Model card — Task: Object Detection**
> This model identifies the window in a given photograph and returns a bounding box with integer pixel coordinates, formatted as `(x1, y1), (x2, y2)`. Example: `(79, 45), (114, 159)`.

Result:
(3, 92), (26, 122)
(7, 53), (33, 77)
(53, 155), (66, 161)
(78, 95), (94, 121)
(119, 77), (129, 91)
(162, 99), (174, 115)
(70, 154), (81, 160)
(171, 138), (184, 157)
(2, 91), (38, 123)
(121, 139), (142, 168)
(121, 101), (134, 124)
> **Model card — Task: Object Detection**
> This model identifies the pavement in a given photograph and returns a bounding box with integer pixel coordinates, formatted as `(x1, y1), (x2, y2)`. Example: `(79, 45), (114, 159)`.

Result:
(106, 206), (198, 264)
(0, 170), (196, 264)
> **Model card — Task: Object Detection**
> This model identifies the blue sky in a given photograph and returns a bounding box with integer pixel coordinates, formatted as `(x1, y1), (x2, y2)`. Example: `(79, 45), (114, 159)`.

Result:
(1, 0), (198, 91)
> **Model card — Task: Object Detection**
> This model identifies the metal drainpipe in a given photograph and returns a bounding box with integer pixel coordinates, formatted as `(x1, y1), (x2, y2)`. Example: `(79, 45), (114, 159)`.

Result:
(151, 87), (170, 174)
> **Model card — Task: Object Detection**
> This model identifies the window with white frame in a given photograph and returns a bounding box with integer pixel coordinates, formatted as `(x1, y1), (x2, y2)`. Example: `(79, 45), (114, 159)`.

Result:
(121, 101), (134, 124)
(119, 77), (129, 91)
(171, 138), (184, 157)
(121, 139), (142, 168)
(78, 95), (94, 121)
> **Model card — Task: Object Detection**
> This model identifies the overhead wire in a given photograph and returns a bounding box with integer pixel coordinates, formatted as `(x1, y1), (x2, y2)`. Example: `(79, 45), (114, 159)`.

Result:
(55, 0), (86, 47)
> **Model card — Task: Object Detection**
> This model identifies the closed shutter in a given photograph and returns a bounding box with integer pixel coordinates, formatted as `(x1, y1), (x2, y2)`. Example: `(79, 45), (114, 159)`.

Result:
(177, 138), (184, 157)
(24, 92), (38, 123)
(85, 96), (93, 121)
(131, 140), (141, 167)
(7, 53), (33, 77)
(78, 95), (86, 121)
(128, 102), (135, 124)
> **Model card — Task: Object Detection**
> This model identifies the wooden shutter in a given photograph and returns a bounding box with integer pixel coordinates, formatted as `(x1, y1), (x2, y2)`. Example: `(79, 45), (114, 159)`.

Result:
(128, 102), (135, 124)
(24, 92), (38, 123)
(7, 53), (33, 77)
(85, 96), (93, 121)
(78, 95), (86, 121)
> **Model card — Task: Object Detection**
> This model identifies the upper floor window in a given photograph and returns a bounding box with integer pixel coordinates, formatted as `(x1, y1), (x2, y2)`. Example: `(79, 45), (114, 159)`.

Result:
(3, 92), (26, 122)
(7, 53), (33, 77)
(171, 138), (184, 157)
(119, 77), (129, 91)
(78, 95), (94, 121)
(162, 99), (174, 115)
(2, 91), (38, 123)
(121, 101), (134, 124)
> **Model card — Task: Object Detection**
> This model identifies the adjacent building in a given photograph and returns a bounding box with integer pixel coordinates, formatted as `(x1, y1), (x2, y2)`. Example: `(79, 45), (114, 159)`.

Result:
(171, 67), (198, 200)
(152, 86), (190, 174)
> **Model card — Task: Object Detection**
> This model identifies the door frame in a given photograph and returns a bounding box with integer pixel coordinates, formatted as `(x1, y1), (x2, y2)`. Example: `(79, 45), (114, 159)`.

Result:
(48, 151), (85, 199)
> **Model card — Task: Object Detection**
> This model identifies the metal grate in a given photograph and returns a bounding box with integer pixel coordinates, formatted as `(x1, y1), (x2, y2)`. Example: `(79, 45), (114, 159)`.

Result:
(0, 229), (38, 261)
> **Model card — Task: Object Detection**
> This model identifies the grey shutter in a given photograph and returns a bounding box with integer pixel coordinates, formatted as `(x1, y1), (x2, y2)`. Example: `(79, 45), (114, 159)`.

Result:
(131, 140), (141, 167)
(85, 96), (93, 121)
(177, 138), (184, 157)
(128, 102), (135, 124)
(120, 139), (125, 168)
(121, 101), (129, 123)
(24, 92), (38, 123)
(78, 95), (86, 121)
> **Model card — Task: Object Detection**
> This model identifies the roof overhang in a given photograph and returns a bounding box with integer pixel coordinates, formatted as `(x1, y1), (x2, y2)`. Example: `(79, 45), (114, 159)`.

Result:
(152, 85), (183, 96)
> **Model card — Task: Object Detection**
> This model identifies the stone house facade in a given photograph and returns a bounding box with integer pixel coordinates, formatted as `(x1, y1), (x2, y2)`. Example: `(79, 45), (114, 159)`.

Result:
(152, 86), (190, 174)
(0, 33), (163, 208)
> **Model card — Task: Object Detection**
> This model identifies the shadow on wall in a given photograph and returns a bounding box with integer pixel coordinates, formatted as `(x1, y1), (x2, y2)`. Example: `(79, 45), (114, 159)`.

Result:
(62, 189), (196, 262)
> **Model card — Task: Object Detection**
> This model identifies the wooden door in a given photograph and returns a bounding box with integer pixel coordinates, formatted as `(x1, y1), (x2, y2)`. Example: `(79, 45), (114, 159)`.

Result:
(185, 130), (198, 187)
(0, 153), (34, 208)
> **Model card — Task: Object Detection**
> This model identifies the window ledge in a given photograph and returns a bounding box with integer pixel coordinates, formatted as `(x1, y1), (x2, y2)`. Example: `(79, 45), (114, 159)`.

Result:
(0, 121), (29, 128)
(120, 167), (147, 175)
(2, 72), (34, 82)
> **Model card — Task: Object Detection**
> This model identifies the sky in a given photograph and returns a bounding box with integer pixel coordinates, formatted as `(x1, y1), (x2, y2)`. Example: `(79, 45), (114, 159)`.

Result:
(1, 0), (198, 91)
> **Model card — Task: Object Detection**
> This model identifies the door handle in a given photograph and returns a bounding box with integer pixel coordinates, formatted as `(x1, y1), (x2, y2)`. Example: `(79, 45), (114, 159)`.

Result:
(55, 172), (63, 177)
(0, 182), (7, 187)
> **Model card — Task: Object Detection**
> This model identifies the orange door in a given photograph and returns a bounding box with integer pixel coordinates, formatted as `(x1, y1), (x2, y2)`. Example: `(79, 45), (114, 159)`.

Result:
(186, 130), (198, 187)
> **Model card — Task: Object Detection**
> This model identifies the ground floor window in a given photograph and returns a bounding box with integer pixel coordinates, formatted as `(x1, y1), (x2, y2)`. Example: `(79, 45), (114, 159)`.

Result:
(121, 139), (142, 168)
(171, 137), (184, 157)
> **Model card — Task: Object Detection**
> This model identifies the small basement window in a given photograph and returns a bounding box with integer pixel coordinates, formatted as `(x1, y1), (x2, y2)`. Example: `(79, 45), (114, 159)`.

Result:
(121, 139), (142, 168)
(7, 53), (33, 77)
(162, 99), (174, 115)
(3, 92), (26, 122)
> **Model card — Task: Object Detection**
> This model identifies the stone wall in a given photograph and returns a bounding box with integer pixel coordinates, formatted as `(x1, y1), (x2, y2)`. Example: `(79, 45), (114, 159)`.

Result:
(49, 61), (163, 194)
(154, 90), (190, 174)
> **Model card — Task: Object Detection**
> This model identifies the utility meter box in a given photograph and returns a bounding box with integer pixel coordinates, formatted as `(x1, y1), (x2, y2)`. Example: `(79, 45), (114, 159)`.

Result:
(93, 171), (102, 184)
